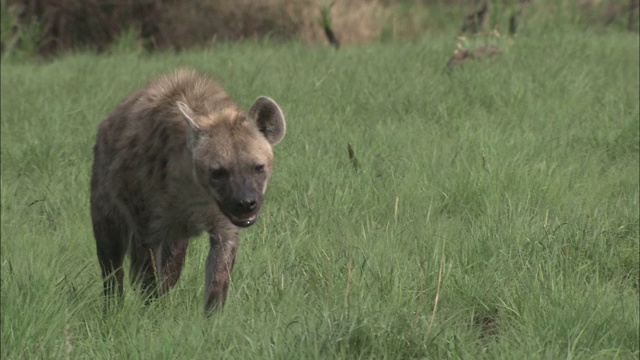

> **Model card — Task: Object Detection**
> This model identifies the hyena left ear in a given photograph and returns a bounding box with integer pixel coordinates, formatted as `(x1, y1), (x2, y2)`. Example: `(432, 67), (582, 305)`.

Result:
(248, 96), (286, 145)
(177, 101), (202, 150)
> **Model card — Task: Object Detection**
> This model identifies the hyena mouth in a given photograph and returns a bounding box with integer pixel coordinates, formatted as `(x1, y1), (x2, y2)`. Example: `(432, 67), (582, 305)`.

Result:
(229, 214), (257, 228)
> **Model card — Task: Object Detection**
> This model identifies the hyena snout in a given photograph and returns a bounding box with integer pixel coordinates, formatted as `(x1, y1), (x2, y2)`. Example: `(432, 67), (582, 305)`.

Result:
(234, 197), (258, 213)
(221, 191), (264, 227)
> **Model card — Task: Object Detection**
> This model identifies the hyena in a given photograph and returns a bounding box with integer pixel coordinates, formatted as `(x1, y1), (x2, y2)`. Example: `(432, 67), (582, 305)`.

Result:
(90, 68), (285, 313)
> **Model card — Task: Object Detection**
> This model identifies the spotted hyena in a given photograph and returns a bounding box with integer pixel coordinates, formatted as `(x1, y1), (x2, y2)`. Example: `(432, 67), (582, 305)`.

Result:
(90, 68), (286, 313)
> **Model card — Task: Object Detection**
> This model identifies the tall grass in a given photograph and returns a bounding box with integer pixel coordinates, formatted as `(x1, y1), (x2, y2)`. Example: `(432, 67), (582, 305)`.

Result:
(1, 24), (638, 359)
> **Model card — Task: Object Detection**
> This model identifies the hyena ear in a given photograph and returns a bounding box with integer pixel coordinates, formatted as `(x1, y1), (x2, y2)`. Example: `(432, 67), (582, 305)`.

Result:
(177, 101), (202, 150)
(248, 96), (286, 145)
(177, 101), (200, 130)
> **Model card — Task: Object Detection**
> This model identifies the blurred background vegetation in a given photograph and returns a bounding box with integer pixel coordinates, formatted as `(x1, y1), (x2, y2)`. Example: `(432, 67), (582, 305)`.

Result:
(1, 0), (638, 59)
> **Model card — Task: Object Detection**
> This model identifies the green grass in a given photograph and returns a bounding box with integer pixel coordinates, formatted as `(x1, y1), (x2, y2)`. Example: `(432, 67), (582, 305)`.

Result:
(2, 25), (639, 359)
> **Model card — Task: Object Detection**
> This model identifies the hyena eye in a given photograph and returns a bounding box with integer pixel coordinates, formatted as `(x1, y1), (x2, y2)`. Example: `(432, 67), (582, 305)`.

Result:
(210, 167), (228, 180)
(254, 164), (265, 173)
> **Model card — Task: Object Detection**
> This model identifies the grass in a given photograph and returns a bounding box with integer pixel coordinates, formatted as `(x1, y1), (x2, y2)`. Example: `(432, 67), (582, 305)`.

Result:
(1, 22), (639, 359)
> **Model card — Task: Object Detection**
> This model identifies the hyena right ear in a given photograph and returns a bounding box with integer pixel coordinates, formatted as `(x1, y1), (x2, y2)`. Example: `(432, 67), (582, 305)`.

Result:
(177, 101), (202, 150)
(177, 101), (200, 130)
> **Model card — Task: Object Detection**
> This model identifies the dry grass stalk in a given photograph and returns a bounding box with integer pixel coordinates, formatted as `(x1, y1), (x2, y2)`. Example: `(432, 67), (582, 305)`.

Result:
(345, 259), (354, 308)
(426, 247), (445, 337)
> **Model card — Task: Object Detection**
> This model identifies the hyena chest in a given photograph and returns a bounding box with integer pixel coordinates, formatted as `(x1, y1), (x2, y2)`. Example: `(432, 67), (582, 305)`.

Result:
(144, 203), (212, 246)
(126, 158), (213, 245)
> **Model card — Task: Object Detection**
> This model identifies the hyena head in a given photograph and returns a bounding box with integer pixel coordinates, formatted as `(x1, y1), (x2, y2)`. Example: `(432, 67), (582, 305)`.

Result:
(177, 97), (286, 227)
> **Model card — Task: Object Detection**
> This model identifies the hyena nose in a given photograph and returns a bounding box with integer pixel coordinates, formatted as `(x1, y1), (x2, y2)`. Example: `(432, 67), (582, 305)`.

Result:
(236, 198), (257, 213)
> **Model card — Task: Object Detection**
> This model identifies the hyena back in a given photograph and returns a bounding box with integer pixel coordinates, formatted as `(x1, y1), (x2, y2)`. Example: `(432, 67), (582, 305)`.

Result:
(90, 68), (285, 313)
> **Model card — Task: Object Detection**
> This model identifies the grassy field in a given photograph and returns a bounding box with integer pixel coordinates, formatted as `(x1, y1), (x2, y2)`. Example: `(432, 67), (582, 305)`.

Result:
(1, 21), (639, 359)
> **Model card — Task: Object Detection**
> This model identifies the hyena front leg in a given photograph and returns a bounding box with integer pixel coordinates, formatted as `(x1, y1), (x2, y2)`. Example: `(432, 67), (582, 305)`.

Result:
(157, 238), (190, 294)
(130, 237), (190, 300)
(130, 238), (159, 302)
(91, 201), (128, 302)
(204, 230), (239, 314)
